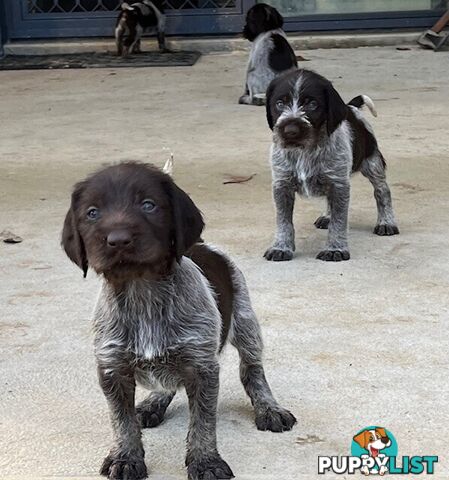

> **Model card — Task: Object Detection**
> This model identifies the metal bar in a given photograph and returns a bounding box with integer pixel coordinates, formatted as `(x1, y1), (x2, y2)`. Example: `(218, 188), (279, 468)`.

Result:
(0, 0), (7, 55)
(282, 8), (445, 22)
(283, 16), (442, 32)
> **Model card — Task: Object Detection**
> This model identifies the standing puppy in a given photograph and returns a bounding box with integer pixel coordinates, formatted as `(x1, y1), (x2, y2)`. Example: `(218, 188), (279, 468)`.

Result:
(264, 69), (399, 262)
(239, 3), (297, 106)
(115, 0), (167, 57)
(62, 162), (296, 480)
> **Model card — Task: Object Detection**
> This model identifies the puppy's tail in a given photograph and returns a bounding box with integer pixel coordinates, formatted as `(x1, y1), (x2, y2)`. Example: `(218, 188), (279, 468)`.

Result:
(163, 154), (174, 176)
(348, 94), (377, 118)
(121, 2), (135, 10)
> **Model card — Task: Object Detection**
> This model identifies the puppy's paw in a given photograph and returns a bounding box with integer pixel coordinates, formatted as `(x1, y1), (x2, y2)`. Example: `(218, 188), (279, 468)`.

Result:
(238, 95), (250, 105)
(252, 96), (266, 106)
(187, 454), (234, 480)
(136, 404), (166, 428)
(374, 224), (399, 236)
(255, 406), (297, 433)
(314, 215), (330, 229)
(264, 247), (293, 262)
(100, 453), (147, 480)
(316, 249), (350, 262)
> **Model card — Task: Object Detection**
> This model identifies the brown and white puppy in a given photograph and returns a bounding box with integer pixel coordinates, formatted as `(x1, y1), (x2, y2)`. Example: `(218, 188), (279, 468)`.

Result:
(115, 0), (167, 57)
(264, 69), (399, 262)
(240, 3), (297, 106)
(353, 428), (391, 475)
(62, 162), (296, 480)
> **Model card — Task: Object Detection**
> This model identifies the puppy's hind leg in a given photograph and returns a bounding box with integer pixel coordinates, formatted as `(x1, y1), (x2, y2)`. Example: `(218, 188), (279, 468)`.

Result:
(361, 152), (399, 236)
(129, 25), (143, 55)
(238, 84), (252, 105)
(229, 265), (297, 433)
(157, 15), (170, 52)
(314, 201), (330, 229)
(132, 38), (142, 54)
(136, 390), (176, 428)
(115, 18), (127, 56)
(238, 85), (265, 106)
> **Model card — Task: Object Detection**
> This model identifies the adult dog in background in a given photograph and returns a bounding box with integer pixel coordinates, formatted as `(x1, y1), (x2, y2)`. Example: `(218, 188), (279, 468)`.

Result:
(264, 69), (399, 262)
(62, 162), (296, 480)
(239, 3), (297, 106)
(115, 0), (167, 57)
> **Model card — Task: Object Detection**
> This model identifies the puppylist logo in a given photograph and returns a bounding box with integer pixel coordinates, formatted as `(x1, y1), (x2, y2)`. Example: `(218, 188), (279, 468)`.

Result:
(318, 426), (438, 475)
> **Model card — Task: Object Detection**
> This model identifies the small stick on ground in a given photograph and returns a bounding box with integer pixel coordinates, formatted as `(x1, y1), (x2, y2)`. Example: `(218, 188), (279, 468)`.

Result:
(223, 174), (256, 185)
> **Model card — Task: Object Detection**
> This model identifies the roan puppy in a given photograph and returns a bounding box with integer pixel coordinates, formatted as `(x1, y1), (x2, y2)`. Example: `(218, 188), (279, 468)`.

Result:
(115, 0), (167, 57)
(62, 162), (296, 480)
(239, 3), (297, 106)
(264, 69), (399, 262)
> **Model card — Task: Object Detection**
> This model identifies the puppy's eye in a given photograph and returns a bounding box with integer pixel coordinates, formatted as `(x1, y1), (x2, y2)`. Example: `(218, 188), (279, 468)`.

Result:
(141, 199), (156, 213)
(276, 100), (285, 111)
(307, 100), (318, 110)
(87, 207), (99, 220)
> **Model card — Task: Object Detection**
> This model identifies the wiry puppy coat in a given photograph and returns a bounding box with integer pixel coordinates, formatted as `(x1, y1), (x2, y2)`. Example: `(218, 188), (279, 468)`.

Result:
(62, 162), (296, 480)
(115, 0), (167, 57)
(264, 69), (399, 262)
(239, 3), (297, 106)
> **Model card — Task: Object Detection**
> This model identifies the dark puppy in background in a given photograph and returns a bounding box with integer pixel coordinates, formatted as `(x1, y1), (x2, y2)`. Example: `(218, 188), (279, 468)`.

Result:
(62, 162), (296, 480)
(115, 0), (167, 57)
(240, 3), (297, 106)
(264, 69), (399, 262)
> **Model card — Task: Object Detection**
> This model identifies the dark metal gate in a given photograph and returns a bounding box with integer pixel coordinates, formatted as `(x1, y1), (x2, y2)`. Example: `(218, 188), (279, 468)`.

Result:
(3, 0), (254, 39)
(1, 0), (443, 41)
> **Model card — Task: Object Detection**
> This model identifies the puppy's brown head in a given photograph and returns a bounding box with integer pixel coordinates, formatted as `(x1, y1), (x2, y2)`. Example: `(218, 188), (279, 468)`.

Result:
(62, 162), (204, 282)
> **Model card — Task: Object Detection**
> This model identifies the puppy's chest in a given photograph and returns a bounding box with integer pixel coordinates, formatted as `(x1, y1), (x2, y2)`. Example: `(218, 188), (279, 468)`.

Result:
(288, 156), (329, 197)
(273, 147), (344, 197)
(96, 296), (184, 363)
(115, 308), (185, 389)
(124, 300), (188, 364)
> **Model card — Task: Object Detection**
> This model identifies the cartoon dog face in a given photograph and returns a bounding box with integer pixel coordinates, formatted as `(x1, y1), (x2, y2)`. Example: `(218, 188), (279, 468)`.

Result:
(353, 428), (392, 458)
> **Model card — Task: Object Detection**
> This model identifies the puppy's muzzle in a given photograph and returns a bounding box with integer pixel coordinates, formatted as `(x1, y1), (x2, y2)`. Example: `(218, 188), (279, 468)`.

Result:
(276, 119), (311, 148)
(107, 229), (133, 249)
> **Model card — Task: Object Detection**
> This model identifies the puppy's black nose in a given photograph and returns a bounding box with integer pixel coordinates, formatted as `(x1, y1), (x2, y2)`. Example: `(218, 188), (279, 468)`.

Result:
(381, 437), (390, 445)
(107, 230), (132, 248)
(283, 123), (301, 137)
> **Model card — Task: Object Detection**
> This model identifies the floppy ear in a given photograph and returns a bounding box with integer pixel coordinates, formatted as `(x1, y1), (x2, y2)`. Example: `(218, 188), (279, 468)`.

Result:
(61, 186), (88, 278)
(265, 6), (284, 30)
(167, 180), (204, 261)
(265, 77), (279, 130)
(325, 83), (347, 135)
(376, 428), (387, 438)
(353, 430), (370, 450)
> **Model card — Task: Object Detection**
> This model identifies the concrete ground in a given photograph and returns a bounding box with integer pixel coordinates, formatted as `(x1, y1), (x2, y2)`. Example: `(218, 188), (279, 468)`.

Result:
(0, 46), (448, 480)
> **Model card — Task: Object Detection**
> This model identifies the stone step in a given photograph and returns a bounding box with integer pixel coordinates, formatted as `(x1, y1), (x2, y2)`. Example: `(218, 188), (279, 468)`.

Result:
(4, 31), (419, 56)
